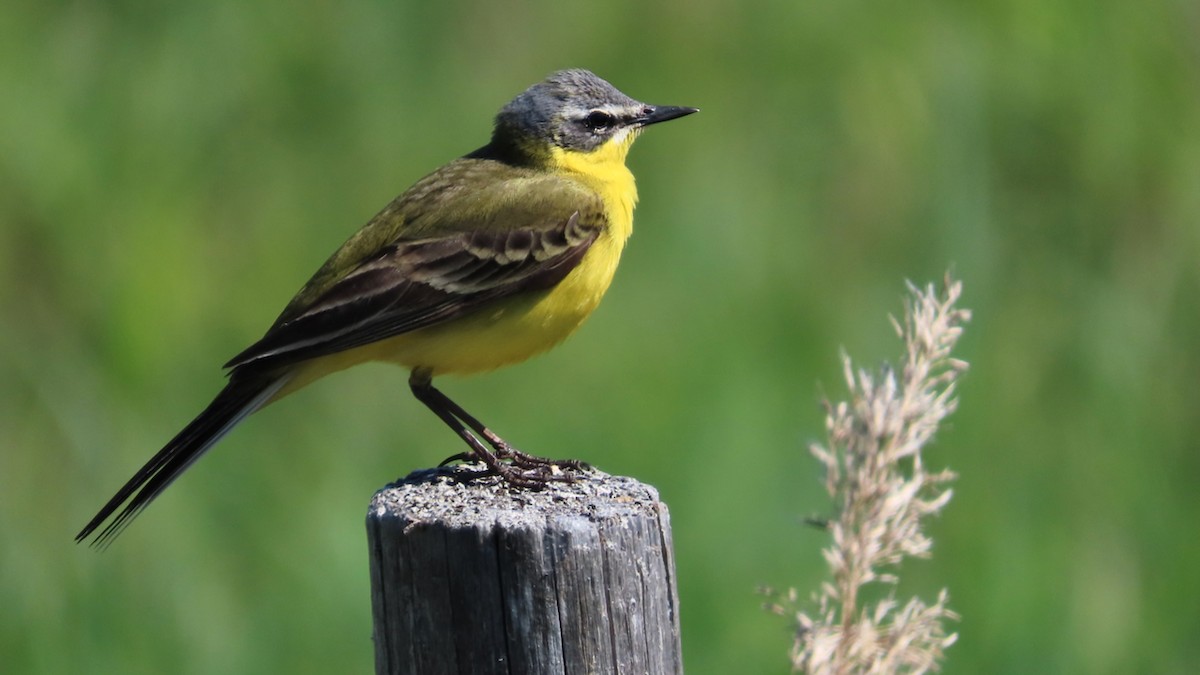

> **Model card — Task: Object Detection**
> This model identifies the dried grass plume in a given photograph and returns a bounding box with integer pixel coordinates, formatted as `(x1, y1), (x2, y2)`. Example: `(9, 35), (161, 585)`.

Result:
(771, 274), (969, 674)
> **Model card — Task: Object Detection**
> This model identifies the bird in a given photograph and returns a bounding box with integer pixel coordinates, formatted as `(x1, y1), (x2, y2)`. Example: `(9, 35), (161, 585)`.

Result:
(77, 68), (697, 546)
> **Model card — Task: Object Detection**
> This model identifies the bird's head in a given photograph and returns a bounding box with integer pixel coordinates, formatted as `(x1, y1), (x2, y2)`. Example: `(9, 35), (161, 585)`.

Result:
(491, 69), (697, 167)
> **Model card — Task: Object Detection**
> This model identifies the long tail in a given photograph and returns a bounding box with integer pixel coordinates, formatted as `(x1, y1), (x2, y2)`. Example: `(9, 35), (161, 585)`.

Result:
(76, 372), (291, 548)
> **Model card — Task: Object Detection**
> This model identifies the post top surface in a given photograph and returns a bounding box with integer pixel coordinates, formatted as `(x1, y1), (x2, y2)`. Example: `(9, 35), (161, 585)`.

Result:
(368, 468), (666, 527)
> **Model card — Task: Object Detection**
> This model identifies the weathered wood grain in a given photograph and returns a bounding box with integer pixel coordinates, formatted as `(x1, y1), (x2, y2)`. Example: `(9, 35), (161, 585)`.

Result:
(367, 468), (682, 675)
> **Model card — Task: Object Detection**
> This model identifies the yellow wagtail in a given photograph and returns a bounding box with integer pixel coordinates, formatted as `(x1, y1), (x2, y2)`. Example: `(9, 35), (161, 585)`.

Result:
(77, 69), (697, 545)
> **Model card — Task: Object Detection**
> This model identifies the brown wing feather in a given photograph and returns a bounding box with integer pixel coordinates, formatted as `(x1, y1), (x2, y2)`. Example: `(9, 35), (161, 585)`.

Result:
(225, 211), (599, 373)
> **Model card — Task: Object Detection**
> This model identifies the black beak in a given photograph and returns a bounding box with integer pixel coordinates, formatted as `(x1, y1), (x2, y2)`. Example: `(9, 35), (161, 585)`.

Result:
(639, 105), (699, 127)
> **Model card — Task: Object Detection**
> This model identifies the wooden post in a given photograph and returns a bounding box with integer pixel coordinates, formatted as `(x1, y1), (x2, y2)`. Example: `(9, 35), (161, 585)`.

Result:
(366, 468), (683, 675)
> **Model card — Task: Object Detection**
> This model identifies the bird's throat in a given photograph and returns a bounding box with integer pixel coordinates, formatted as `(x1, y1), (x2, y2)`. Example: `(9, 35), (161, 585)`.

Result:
(549, 138), (639, 242)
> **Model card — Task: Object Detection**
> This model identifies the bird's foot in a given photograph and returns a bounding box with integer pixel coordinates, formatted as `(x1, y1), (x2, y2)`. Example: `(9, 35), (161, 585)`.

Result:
(439, 443), (589, 488)
(493, 444), (591, 472)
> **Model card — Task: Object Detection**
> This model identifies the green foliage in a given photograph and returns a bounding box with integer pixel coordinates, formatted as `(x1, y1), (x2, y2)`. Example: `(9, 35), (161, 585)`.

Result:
(2, 0), (1197, 673)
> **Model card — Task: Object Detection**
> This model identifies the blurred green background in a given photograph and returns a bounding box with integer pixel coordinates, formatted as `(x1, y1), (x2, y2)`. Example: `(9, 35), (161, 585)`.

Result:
(3, 0), (1198, 673)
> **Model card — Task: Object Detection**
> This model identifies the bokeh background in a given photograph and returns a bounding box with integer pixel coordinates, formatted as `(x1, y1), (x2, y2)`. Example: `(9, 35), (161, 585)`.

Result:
(3, 1), (1198, 673)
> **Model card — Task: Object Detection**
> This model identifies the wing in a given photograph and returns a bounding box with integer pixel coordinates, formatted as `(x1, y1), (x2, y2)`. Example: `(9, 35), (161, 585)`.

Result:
(225, 207), (602, 373)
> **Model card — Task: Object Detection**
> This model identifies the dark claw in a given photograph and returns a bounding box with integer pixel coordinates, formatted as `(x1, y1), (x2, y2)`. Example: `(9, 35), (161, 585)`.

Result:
(438, 451), (474, 467)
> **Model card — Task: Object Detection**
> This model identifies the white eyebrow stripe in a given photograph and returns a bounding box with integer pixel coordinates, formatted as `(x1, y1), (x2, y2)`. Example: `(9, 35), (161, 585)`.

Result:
(568, 102), (642, 119)
(595, 103), (631, 115)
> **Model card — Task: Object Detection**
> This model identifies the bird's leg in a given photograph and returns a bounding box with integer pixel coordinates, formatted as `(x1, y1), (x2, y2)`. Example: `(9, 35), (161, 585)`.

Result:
(408, 370), (584, 484)
(421, 387), (588, 471)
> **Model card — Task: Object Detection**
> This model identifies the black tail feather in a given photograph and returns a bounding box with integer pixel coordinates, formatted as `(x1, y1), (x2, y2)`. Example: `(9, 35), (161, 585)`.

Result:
(76, 374), (289, 548)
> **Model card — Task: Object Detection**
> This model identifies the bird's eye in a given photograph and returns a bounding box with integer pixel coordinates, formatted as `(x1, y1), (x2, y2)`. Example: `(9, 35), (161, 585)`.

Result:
(583, 110), (615, 132)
